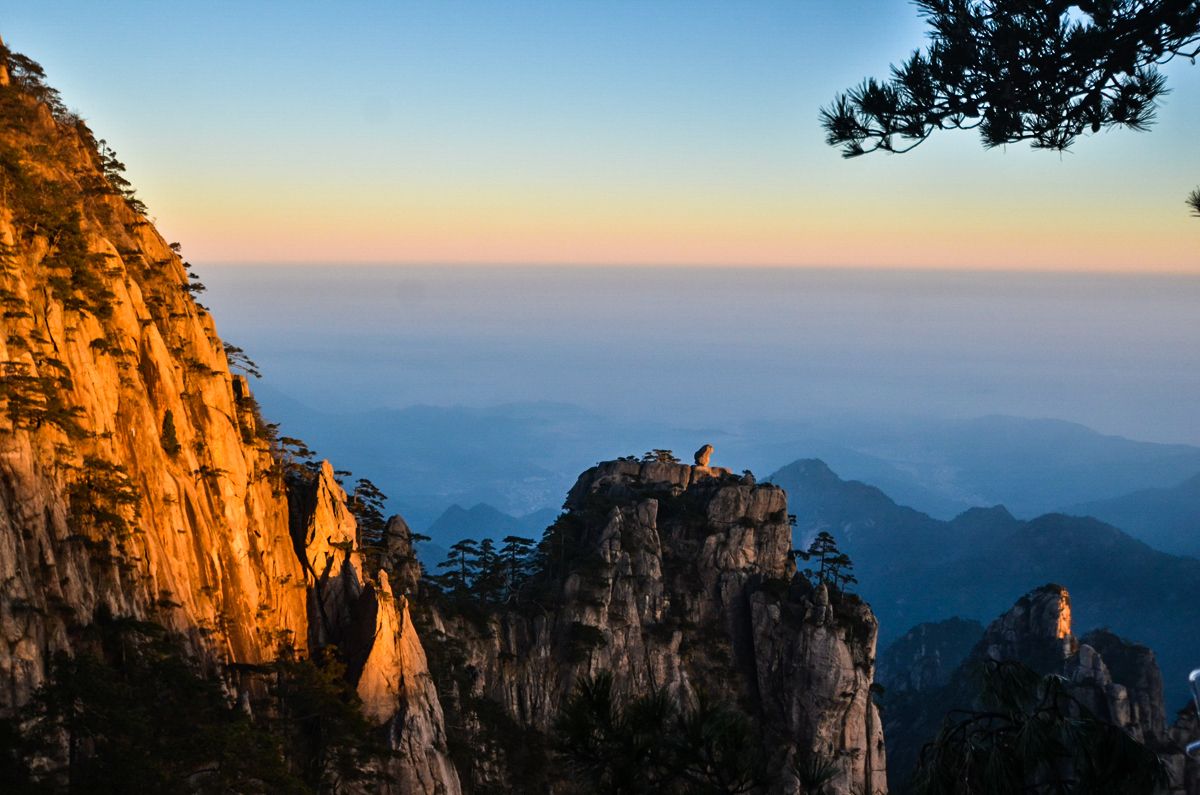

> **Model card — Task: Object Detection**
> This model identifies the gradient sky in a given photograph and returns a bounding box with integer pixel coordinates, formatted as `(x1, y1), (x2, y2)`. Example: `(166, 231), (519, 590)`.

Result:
(5, 1), (1199, 270)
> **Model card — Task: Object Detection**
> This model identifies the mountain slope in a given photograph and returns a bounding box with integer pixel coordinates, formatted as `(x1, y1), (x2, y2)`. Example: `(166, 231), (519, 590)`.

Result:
(1066, 472), (1200, 558)
(771, 458), (1200, 704)
(0, 42), (459, 790)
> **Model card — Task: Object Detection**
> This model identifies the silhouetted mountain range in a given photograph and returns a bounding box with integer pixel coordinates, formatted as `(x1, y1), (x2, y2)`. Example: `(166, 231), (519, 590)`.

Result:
(252, 384), (1200, 531)
(426, 503), (560, 546)
(1067, 472), (1200, 559)
(768, 458), (1200, 704)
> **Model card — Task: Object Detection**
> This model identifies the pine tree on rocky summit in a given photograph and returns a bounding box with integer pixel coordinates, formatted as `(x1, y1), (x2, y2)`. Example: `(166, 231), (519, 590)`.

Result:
(472, 538), (505, 603)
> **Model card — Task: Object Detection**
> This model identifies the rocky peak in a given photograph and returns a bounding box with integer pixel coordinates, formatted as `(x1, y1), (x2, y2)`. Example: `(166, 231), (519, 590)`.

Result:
(975, 583), (1075, 672)
(883, 583), (1197, 793)
(565, 458), (736, 507)
(422, 457), (886, 794)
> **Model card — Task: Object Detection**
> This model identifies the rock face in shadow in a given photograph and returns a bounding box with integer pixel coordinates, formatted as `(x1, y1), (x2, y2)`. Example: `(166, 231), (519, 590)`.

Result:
(420, 459), (887, 794)
(0, 69), (459, 793)
(875, 617), (983, 696)
(881, 584), (1199, 794)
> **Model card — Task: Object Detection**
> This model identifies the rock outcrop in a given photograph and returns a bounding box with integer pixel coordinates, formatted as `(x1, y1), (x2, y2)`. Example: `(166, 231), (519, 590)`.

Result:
(881, 584), (1199, 793)
(875, 617), (982, 695)
(0, 51), (459, 792)
(289, 463), (461, 793)
(420, 459), (887, 794)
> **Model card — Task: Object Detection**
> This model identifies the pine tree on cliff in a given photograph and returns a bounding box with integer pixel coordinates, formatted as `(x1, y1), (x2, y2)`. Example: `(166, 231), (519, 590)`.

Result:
(433, 539), (480, 595)
(346, 477), (388, 547)
(796, 531), (857, 595)
(499, 534), (536, 600)
(472, 538), (505, 602)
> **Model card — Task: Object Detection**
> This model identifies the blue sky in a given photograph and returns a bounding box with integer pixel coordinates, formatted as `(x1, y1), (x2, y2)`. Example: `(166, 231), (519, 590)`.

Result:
(4, 1), (1198, 269)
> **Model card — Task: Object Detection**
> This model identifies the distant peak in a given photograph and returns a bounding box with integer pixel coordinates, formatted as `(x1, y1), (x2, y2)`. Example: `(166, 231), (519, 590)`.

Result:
(780, 458), (839, 480)
(951, 504), (1015, 524)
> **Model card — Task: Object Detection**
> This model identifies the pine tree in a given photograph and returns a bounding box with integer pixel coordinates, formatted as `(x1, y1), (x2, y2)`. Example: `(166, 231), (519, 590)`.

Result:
(499, 535), (536, 601)
(795, 531), (856, 595)
(821, 0), (1200, 213)
(347, 478), (388, 548)
(472, 538), (505, 603)
(434, 539), (480, 595)
(160, 410), (181, 456)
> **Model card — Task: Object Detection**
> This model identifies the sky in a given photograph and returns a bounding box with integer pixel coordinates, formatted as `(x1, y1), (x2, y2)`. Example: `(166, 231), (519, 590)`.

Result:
(4, 2), (1199, 271)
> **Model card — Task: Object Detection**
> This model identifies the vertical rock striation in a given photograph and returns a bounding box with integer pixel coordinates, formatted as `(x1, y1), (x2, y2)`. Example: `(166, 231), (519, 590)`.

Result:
(0, 79), (308, 704)
(289, 463), (460, 793)
(422, 459), (887, 794)
(0, 52), (459, 792)
(881, 584), (1199, 793)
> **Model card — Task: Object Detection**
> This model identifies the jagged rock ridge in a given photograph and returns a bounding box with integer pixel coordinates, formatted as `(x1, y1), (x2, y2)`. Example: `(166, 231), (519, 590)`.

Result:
(420, 459), (887, 794)
(880, 584), (1200, 794)
(0, 43), (458, 792)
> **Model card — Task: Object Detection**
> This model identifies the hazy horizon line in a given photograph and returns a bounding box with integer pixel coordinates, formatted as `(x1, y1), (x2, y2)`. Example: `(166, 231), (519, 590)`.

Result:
(198, 260), (1200, 276)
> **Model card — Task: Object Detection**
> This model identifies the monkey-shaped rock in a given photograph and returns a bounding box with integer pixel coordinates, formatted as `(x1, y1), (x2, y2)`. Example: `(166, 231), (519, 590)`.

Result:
(694, 444), (714, 467)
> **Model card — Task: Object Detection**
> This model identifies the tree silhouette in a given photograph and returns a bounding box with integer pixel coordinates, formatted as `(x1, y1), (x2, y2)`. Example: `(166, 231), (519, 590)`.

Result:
(821, 1), (1200, 213)
(223, 342), (263, 379)
(434, 539), (480, 595)
(472, 538), (505, 603)
(499, 535), (537, 601)
(912, 659), (1168, 794)
(346, 477), (388, 547)
(795, 531), (857, 595)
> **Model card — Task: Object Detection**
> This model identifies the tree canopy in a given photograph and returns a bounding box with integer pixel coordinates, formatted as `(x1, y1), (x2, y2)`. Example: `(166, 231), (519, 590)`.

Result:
(820, 0), (1200, 214)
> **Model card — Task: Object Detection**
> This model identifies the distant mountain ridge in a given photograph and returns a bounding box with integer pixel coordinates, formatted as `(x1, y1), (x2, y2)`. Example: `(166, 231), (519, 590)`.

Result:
(1066, 472), (1200, 558)
(251, 388), (1200, 531)
(768, 458), (1200, 704)
(426, 502), (559, 546)
(799, 414), (1200, 519)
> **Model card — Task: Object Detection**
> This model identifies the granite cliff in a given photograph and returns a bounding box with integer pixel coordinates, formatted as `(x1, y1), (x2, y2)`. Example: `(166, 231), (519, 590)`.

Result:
(0, 40), (458, 792)
(418, 459), (888, 794)
(880, 584), (1199, 794)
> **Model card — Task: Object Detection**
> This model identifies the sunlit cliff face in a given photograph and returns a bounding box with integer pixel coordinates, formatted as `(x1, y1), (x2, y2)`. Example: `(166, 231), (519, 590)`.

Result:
(1057, 588), (1073, 639)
